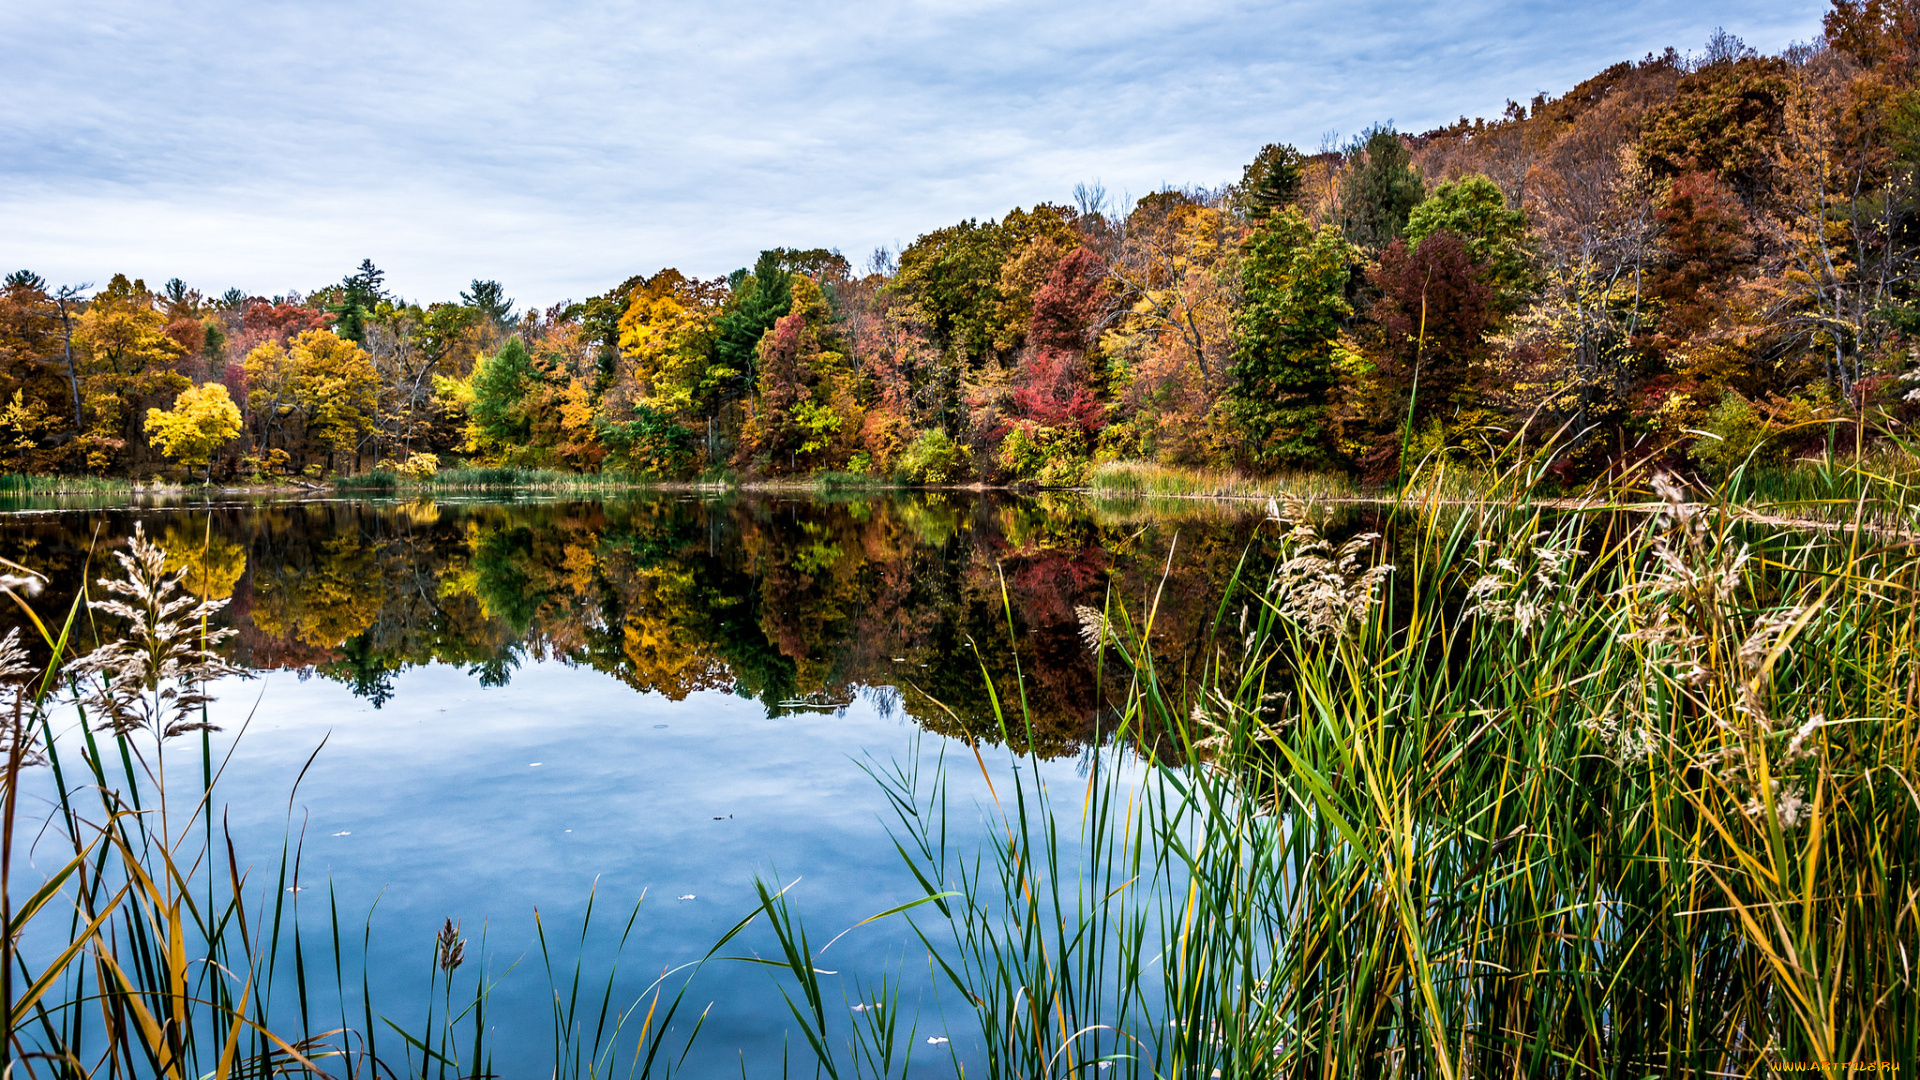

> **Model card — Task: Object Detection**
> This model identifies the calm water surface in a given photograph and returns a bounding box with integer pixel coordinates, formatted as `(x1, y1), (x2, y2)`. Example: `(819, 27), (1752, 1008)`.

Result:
(0, 491), (1279, 1075)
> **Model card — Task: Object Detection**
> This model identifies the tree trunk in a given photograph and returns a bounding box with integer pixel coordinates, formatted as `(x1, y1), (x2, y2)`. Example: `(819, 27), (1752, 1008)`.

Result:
(56, 295), (81, 430)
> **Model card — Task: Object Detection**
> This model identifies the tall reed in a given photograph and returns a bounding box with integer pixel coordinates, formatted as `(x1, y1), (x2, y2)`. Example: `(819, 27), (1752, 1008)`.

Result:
(749, 467), (1917, 1077)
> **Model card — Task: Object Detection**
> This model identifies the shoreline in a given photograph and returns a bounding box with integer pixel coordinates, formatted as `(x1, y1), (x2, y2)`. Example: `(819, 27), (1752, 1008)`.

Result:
(0, 473), (1912, 541)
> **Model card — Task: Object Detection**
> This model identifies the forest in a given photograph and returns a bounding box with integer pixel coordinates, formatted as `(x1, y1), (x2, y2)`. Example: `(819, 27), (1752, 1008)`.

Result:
(5, 9), (1919, 489)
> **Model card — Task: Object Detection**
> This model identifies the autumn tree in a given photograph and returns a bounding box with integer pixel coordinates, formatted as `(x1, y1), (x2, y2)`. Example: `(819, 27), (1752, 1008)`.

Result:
(521, 318), (607, 470)
(468, 336), (536, 450)
(1640, 55), (1794, 207)
(1825, 0), (1920, 74)
(1352, 231), (1499, 476)
(1496, 87), (1663, 465)
(145, 381), (242, 481)
(981, 248), (1113, 482)
(835, 267), (939, 470)
(1027, 248), (1107, 353)
(739, 277), (863, 473)
(1097, 191), (1245, 463)
(891, 205), (1080, 373)
(1405, 175), (1533, 303)
(615, 268), (728, 420)
(1766, 51), (1920, 400)
(233, 299), (329, 356)
(16, 275), (91, 432)
(1648, 170), (1756, 355)
(0, 274), (73, 469)
(72, 274), (190, 471)
(461, 280), (515, 328)
(244, 329), (379, 472)
(1234, 143), (1307, 218)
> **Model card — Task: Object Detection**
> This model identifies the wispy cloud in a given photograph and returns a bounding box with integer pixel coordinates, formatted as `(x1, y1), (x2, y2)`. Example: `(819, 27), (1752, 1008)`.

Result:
(1, 0), (1826, 304)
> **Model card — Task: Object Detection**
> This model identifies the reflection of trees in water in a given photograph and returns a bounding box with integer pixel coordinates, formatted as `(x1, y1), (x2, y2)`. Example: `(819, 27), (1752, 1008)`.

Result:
(0, 494), (1281, 755)
(159, 524), (246, 600)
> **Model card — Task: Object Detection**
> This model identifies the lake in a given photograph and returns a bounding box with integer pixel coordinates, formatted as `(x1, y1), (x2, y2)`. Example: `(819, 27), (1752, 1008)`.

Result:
(0, 489), (1281, 1076)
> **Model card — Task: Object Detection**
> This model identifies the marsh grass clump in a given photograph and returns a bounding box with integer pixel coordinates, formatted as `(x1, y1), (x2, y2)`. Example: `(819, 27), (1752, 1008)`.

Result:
(1263, 494), (1393, 639)
(1461, 530), (1584, 634)
(744, 478), (1917, 1078)
(0, 475), (131, 495)
(1090, 460), (1362, 502)
(332, 468), (399, 493)
(68, 522), (243, 738)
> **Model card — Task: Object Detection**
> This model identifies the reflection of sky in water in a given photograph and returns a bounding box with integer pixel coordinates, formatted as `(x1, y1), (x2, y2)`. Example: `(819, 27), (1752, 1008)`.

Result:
(0, 494), (1226, 1073)
(20, 659), (1104, 1076)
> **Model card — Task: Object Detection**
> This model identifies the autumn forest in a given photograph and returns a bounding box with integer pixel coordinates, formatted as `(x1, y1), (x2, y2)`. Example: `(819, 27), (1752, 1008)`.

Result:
(6, 12), (1919, 489)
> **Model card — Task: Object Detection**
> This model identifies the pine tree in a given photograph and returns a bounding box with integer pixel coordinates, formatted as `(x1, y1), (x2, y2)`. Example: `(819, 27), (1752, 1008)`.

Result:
(1229, 210), (1356, 468)
(713, 251), (794, 400)
(461, 279), (515, 326)
(1238, 143), (1305, 219)
(331, 259), (387, 343)
(1341, 127), (1426, 249)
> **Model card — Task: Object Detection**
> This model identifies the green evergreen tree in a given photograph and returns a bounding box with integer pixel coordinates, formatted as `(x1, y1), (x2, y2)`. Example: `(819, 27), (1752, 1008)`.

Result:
(331, 259), (386, 344)
(1237, 143), (1306, 219)
(1341, 126), (1426, 249)
(1230, 209), (1356, 468)
(460, 279), (516, 326)
(713, 251), (794, 399)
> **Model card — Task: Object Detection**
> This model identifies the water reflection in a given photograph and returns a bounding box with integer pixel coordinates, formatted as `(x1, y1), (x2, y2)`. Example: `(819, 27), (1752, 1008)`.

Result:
(1, 492), (1282, 754)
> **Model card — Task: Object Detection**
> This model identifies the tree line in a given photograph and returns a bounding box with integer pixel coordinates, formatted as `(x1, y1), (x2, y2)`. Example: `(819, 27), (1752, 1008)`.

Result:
(5, 10), (1920, 485)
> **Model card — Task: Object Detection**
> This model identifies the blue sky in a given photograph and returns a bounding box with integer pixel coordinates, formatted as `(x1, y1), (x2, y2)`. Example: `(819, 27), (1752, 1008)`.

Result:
(2, 0), (1827, 307)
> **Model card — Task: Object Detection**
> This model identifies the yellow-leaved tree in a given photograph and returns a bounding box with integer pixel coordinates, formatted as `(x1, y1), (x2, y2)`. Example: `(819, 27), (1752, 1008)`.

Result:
(244, 329), (380, 473)
(615, 269), (727, 420)
(74, 274), (190, 471)
(145, 382), (242, 482)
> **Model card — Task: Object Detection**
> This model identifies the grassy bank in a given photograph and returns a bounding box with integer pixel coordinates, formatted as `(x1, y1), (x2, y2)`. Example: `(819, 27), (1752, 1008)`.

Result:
(0, 474), (151, 495)
(1090, 440), (1920, 518)
(331, 465), (675, 494)
(1089, 460), (1365, 502)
